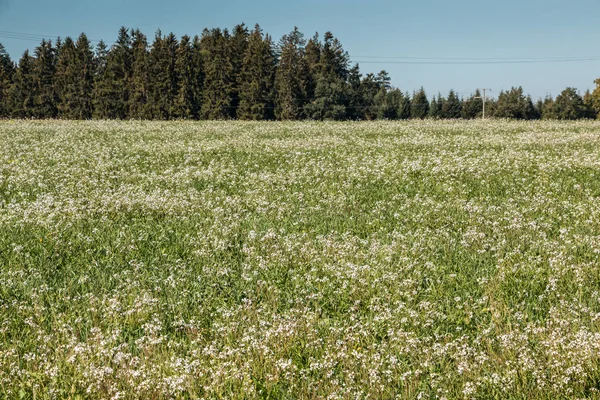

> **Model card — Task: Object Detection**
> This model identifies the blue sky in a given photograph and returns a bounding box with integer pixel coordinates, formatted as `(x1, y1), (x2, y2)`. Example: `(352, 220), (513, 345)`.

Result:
(0, 0), (598, 100)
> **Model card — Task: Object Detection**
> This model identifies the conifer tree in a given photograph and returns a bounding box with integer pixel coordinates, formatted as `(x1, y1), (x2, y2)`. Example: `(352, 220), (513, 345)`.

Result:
(274, 27), (309, 120)
(398, 91), (411, 119)
(441, 89), (462, 118)
(359, 73), (380, 120)
(129, 29), (150, 119)
(91, 40), (110, 118)
(95, 27), (132, 119)
(173, 35), (200, 119)
(553, 87), (584, 120)
(582, 89), (597, 119)
(74, 33), (95, 119)
(31, 39), (58, 118)
(461, 90), (482, 119)
(201, 28), (235, 119)
(55, 37), (79, 118)
(346, 64), (363, 120)
(238, 25), (275, 120)
(495, 87), (535, 119)
(229, 24), (249, 118)
(9, 50), (35, 118)
(411, 87), (429, 119)
(0, 43), (14, 117)
(148, 31), (179, 119)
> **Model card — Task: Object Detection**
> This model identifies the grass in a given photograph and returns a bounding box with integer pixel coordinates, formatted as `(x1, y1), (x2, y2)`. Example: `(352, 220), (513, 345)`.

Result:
(2, 119), (600, 399)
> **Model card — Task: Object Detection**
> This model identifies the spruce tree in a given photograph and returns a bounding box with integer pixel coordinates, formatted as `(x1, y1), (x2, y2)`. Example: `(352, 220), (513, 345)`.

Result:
(541, 96), (555, 119)
(173, 35), (200, 119)
(55, 37), (79, 118)
(582, 90), (597, 119)
(201, 28), (235, 119)
(31, 39), (58, 118)
(461, 90), (482, 119)
(237, 25), (275, 120)
(359, 73), (380, 120)
(495, 87), (535, 119)
(553, 87), (584, 120)
(0, 43), (14, 117)
(148, 31), (179, 119)
(9, 50), (35, 118)
(95, 27), (132, 119)
(274, 27), (309, 120)
(411, 87), (429, 119)
(346, 64), (363, 120)
(441, 89), (462, 118)
(398, 91), (411, 119)
(74, 33), (95, 119)
(92, 40), (110, 118)
(229, 24), (249, 118)
(129, 29), (150, 119)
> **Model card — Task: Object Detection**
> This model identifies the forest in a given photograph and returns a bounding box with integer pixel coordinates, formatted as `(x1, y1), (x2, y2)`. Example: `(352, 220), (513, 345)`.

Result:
(0, 24), (598, 121)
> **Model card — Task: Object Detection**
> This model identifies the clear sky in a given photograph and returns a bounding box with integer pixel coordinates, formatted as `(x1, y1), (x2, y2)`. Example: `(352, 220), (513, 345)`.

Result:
(0, 0), (598, 100)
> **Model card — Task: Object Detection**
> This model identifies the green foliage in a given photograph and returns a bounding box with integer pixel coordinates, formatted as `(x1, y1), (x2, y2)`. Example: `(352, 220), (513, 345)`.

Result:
(148, 32), (179, 119)
(553, 87), (584, 120)
(237, 25), (275, 120)
(441, 89), (462, 118)
(461, 90), (482, 119)
(8, 51), (34, 118)
(31, 39), (58, 118)
(411, 87), (429, 119)
(128, 29), (150, 119)
(275, 27), (309, 120)
(200, 28), (234, 120)
(494, 87), (536, 119)
(0, 43), (14, 117)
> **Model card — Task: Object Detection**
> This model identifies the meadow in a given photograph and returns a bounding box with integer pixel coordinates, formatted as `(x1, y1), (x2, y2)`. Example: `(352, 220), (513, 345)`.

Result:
(3, 120), (600, 399)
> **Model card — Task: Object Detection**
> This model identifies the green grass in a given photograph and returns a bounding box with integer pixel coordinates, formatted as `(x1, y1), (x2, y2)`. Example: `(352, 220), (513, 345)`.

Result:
(2, 119), (600, 399)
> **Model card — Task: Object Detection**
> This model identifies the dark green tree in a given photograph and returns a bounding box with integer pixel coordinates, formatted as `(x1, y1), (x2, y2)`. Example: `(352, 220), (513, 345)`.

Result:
(274, 27), (309, 120)
(494, 87), (535, 119)
(31, 39), (58, 118)
(345, 64), (363, 120)
(553, 87), (584, 120)
(8, 50), (35, 118)
(398, 91), (411, 119)
(93, 27), (132, 119)
(237, 25), (275, 120)
(55, 37), (78, 118)
(461, 90), (482, 119)
(582, 89), (597, 119)
(173, 35), (201, 119)
(201, 28), (234, 119)
(128, 29), (150, 119)
(441, 89), (462, 118)
(411, 87), (429, 119)
(0, 43), (15, 117)
(229, 24), (249, 118)
(148, 31), (179, 119)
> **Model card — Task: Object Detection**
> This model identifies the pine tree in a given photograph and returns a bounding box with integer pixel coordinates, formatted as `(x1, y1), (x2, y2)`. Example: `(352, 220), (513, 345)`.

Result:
(147, 31), (179, 119)
(461, 90), (482, 119)
(274, 27), (309, 120)
(0, 43), (14, 117)
(346, 64), (363, 120)
(237, 25), (275, 120)
(55, 37), (79, 118)
(441, 89), (462, 118)
(173, 35), (200, 119)
(9, 50), (35, 118)
(304, 32), (350, 120)
(541, 96), (555, 119)
(359, 73), (380, 120)
(91, 40), (110, 118)
(31, 39), (58, 118)
(95, 27), (132, 119)
(129, 29), (150, 119)
(398, 91), (411, 119)
(411, 87), (429, 119)
(582, 90), (597, 119)
(495, 87), (535, 119)
(229, 24), (249, 118)
(553, 87), (584, 120)
(201, 28), (234, 119)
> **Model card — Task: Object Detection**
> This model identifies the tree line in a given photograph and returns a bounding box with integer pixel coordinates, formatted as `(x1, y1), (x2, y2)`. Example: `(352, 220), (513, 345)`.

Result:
(0, 24), (599, 120)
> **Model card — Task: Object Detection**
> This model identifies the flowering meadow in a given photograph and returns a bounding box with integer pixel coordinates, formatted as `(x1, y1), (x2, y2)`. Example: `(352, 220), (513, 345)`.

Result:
(3, 120), (600, 399)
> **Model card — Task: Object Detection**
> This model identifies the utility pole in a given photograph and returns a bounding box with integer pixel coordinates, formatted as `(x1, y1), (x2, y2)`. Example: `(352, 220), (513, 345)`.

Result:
(475, 89), (492, 119)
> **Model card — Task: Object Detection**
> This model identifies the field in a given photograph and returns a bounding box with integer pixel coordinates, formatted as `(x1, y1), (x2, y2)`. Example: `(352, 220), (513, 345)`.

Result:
(3, 120), (600, 399)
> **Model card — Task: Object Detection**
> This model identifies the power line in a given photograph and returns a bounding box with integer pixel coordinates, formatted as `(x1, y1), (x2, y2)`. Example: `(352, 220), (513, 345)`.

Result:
(350, 58), (600, 65)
